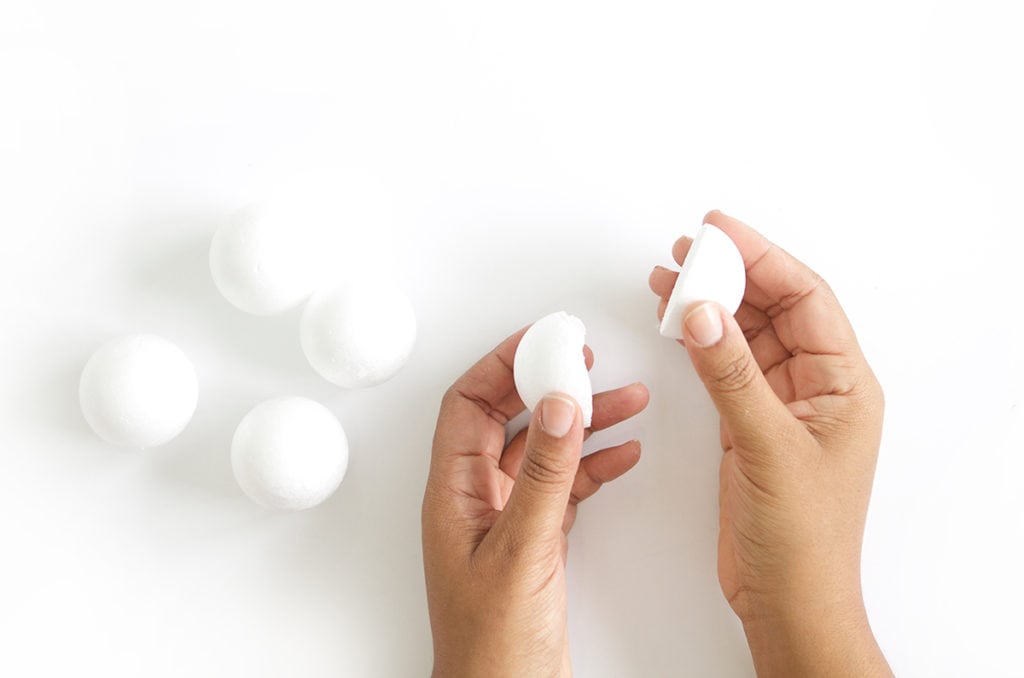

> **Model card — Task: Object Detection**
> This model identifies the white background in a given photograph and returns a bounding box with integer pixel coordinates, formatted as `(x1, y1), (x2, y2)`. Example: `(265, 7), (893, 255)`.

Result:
(1, 1), (1021, 676)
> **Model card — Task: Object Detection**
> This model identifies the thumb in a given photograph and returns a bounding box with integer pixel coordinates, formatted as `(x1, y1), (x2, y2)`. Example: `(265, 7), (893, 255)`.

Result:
(681, 302), (797, 457)
(489, 393), (583, 554)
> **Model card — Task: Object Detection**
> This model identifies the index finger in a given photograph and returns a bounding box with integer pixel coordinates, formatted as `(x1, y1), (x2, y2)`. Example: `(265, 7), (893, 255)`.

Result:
(430, 328), (531, 488)
(445, 326), (596, 427)
(702, 210), (861, 357)
(446, 326), (530, 426)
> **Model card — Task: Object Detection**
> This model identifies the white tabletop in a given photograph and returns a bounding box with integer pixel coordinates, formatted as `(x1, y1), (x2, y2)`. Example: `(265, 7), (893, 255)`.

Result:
(2, 2), (1021, 676)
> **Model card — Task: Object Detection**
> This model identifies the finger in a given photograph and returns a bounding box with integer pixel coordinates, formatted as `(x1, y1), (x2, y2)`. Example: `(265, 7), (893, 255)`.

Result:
(562, 441), (642, 533)
(495, 344), (597, 480)
(703, 210), (861, 356)
(672, 235), (694, 266)
(664, 297), (792, 372)
(745, 326), (791, 374)
(681, 301), (810, 459)
(499, 383), (649, 479)
(562, 503), (579, 535)
(436, 321), (594, 459)
(569, 440), (642, 506)
(498, 426), (530, 481)
(702, 210), (818, 309)
(483, 394), (584, 556)
(648, 265), (678, 298)
(589, 382), (650, 432)
(446, 326), (529, 428)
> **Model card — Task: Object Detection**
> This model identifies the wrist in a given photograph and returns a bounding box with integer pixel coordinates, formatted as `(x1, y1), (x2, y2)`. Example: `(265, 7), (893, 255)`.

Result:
(740, 591), (891, 678)
(432, 635), (571, 678)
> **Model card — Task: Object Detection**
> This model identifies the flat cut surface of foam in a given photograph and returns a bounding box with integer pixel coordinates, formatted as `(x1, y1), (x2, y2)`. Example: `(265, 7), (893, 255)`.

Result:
(659, 223), (746, 339)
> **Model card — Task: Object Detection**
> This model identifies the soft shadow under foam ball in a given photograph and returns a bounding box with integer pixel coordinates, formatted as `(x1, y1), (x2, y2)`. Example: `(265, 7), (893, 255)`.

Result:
(79, 334), (199, 448)
(231, 396), (349, 510)
(300, 280), (417, 388)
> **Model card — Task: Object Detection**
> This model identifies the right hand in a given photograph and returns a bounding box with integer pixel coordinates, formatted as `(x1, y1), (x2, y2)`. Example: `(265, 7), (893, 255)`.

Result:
(649, 210), (892, 677)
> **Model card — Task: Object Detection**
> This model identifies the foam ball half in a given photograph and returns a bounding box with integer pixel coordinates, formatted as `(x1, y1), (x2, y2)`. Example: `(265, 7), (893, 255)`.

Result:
(659, 223), (746, 339)
(231, 397), (349, 510)
(300, 281), (417, 388)
(513, 311), (593, 427)
(79, 334), (199, 448)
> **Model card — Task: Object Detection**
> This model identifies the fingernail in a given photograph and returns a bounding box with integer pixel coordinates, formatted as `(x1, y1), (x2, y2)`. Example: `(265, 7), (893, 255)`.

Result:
(684, 303), (723, 347)
(540, 394), (576, 438)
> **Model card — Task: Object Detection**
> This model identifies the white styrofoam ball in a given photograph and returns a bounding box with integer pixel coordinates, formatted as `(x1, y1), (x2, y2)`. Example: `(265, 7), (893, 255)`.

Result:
(209, 169), (397, 315)
(209, 201), (322, 315)
(79, 334), (199, 448)
(513, 312), (593, 427)
(300, 280), (417, 388)
(231, 396), (349, 510)
(659, 223), (747, 339)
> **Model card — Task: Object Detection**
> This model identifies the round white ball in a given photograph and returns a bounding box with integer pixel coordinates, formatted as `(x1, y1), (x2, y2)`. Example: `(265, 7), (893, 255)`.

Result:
(300, 281), (417, 388)
(513, 311), (594, 427)
(79, 334), (199, 448)
(231, 396), (349, 510)
(209, 170), (397, 315)
(209, 202), (322, 315)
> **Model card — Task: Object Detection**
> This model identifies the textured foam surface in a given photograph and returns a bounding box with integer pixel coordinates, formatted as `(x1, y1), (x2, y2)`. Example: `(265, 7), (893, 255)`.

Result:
(79, 334), (199, 448)
(231, 396), (349, 510)
(300, 280), (417, 388)
(209, 200), (323, 316)
(513, 311), (593, 427)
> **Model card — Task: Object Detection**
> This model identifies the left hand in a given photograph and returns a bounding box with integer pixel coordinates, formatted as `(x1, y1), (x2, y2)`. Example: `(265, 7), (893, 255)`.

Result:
(422, 325), (649, 677)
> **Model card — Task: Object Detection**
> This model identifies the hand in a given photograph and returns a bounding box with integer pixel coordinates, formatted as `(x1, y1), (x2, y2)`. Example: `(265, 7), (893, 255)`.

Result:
(422, 327), (649, 677)
(649, 211), (892, 677)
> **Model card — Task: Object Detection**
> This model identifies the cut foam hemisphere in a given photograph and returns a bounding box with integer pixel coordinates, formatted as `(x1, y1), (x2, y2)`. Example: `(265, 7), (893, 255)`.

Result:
(659, 223), (746, 339)
(231, 396), (349, 510)
(79, 334), (199, 448)
(513, 312), (593, 427)
(300, 279), (417, 388)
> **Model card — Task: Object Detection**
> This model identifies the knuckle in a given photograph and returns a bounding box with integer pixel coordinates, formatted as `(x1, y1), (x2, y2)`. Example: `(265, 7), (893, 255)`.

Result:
(817, 274), (834, 297)
(849, 369), (885, 415)
(868, 373), (885, 409)
(709, 353), (760, 394)
(521, 446), (574, 490)
(440, 385), (460, 409)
